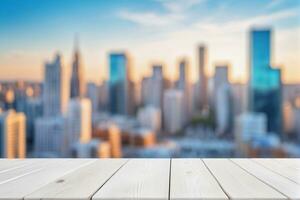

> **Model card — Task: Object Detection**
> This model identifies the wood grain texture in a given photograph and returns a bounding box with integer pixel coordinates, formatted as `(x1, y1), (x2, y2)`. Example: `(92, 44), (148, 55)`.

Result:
(233, 159), (300, 200)
(25, 159), (127, 200)
(0, 159), (94, 200)
(253, 159), (300, 185)
(170, 158), (228, 200)
(92, 159), (170, 200)
(203, 159), (287, 200)
(0, 159), (53, 185)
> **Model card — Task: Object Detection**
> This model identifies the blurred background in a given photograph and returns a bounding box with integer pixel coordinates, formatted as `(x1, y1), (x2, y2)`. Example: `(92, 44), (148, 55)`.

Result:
(0, 0), (300, 158)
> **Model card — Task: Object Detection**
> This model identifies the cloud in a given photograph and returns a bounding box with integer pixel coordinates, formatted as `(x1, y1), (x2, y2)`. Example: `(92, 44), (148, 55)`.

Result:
(118, 0), (205, 27)
(118, 10), (183, 27)
(158, 0), (205, 13)
(266, 0), (285, 9)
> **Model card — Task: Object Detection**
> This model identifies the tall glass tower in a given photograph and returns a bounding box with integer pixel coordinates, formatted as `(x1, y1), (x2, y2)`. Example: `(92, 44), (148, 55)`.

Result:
(109, 53), (128, 115)
(249, 29), (282, 134)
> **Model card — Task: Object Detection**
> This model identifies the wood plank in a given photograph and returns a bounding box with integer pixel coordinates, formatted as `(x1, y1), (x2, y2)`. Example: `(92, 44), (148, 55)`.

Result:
(170, 158), (228, 200)
(0, 159), (95, 200)
(0, 159), (35, 174)
(25, 159), (128, 200)
(92, 159), (170, 200)
(203, 159), (287, 200)
(253, 159), (300, 185)
(0, 159), (53, 185)
(273, 159), (300, 170)
(233, 159), (300, 200)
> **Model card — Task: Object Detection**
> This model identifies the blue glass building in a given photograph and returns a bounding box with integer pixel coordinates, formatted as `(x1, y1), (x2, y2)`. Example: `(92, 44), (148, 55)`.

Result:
(249, 29), (282, 134)
(109, 53), (128, 115)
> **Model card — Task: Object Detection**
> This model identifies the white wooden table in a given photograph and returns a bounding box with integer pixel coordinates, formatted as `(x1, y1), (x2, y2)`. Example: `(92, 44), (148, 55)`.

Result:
(0, 159), (299, 200)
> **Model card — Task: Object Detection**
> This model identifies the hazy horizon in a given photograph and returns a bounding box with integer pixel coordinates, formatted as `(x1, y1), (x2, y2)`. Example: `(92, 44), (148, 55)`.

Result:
(0, 0), (299, 84)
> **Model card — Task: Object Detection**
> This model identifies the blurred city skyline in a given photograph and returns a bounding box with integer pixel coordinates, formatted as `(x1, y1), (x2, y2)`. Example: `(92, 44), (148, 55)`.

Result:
(0, 0), (300, 84)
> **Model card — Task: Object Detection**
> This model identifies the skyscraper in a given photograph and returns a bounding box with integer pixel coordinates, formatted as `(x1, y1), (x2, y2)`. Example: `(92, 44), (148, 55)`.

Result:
(0, 110), (26, 158)
(177, 59), (193, 122)
(34, 53), (68, 156)
(109, 52), (130, 115)
(198, 45), (208, 110)
(249, 29), (282, 134)
(66, 98), (92, 155)
(163, 89), (184, 134)
(70, 38), (86, 98)
(34, 116), (65, 157)
(151, 65), (164, 109)
(43, 54), (68, 117)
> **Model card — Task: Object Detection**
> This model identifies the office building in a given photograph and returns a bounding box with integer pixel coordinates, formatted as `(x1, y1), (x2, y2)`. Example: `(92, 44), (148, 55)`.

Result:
(66, 98), (92, 154)
(34, 53), (69, 157)
(216, 84), (233, 136)
(43, 54), (68, 117)
(86, 82), (99, 114)
(94, 122), (122, 158)
(70, 38), (86, 98)
(25, 97), (43, 151)
(198, 45), (208, 110)
(234, 112), (267, 156)
(151, 65), (164, 109)
(137, 106), (161, 132)
(177, 59), (193, 122)
(163, 89), (184, 134)
(0, 110), (26, 158)
(109, 52), (132, 115)
(34, 116), (65, 157)
(71, 139), (110, 158)
(248, 29), (282, 134)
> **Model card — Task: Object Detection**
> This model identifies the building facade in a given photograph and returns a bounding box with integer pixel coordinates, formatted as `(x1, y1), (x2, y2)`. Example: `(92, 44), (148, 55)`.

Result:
(248, 29), (282, 134)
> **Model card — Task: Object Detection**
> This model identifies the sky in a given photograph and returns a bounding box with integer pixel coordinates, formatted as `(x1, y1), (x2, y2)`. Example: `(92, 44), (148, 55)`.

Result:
(0, 0), (299, 84)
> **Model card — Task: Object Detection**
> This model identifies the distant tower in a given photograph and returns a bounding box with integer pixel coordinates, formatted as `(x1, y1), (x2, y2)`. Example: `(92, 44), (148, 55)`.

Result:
(177, 59), (193, 122)
(0, 110), (26, 158)
(248, 29), (282, 134)
(163, 89), (184, 134)
(70, 36), (86, 98)
(109, 52), (134, 115)
(198, 45), (208, 110)
(43, 54), (68, 117)
(66, 98), (92, 155)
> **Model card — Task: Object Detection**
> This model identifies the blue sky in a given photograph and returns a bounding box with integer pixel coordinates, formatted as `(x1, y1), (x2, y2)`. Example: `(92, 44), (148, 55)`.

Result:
(0, 0), (299, 83)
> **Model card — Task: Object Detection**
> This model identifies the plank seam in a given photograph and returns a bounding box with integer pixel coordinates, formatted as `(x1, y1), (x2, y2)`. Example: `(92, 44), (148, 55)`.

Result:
(168, 158), (172, 200)
(252, 159), (300, 185)
(202, 159), (231, 200)
(23, 159), (97, 199)
(230, 159), (290, 199)
(90, 159), (130, 200)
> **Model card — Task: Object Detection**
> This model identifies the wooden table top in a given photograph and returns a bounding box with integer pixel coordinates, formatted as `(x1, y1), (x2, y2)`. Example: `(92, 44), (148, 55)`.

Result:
(0, 158), (299, 200)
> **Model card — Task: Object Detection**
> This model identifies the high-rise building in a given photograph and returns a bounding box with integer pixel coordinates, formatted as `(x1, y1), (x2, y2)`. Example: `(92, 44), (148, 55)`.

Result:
(141, 77), (152, 106)
(70, 38), (86, 98)
(35, 53), (69, 157)
(25, 97), (43, 151)
(137, 106), (162, 132)
(216, 84), (233, 136)
(198, 45), (208, 110)
(248, 29), (282, 134)
(163, 89), (184, 134)
(86, 82), (99, 114)
(34, 116), (65, 157)
(234, 112), (267, 156)
(151, 64), (164, 109)
(177, 59), (193, 122)
(43, 54), (68, 117)
(98, 81), (109, 111)
(109, 52), (133, 115)
(66, 98), (92, 155)
(0, 110), (26, 158)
